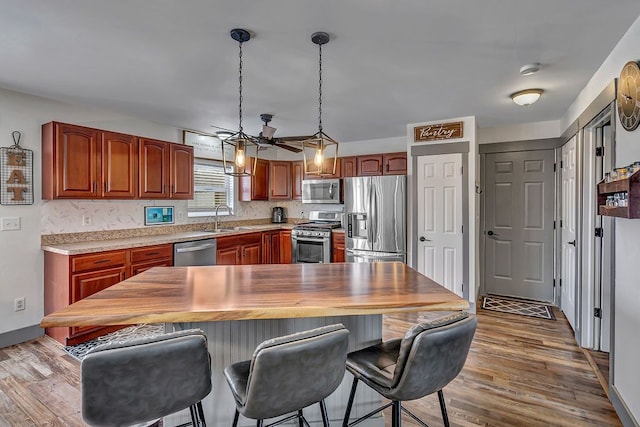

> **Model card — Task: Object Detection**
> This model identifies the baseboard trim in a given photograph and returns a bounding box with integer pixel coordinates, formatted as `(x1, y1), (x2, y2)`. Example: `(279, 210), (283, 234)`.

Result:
(0, 325), (43, 348)
(610, 384), (639, 427)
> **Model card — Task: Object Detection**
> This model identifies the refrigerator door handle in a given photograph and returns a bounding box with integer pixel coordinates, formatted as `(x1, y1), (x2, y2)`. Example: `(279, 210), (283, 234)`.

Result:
(367, 187), (374, 243)
(372, 187), (378, 244)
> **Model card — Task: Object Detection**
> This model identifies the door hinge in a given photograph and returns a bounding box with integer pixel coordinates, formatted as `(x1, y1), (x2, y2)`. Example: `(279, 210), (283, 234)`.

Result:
(559, 278), (562, 287)
(553, 220), (556, 230)
(594, 308), (602, 318)
(560, 160), (564, 169)
(595, 227), (603, 237)
(461, 225), (464, 233)
(553, 278), (556, 288)
(560, 219), (563, 228)
(596, 147), (604, 157)
(461, 166), (464, 175)
(554, 163), (557, 172)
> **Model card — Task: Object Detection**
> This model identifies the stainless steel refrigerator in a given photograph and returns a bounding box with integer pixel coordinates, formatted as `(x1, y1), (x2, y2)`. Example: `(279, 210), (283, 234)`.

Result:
(344, 175), (406, 263)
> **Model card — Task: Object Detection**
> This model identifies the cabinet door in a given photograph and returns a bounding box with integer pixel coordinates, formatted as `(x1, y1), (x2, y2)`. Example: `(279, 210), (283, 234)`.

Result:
(280, 230), (292, 264)
(383, 152), (407, 175)
(332, 232), (345, 263)
(102, 131), (138, 198)
(70, 266), (127, 336)
(217, 247), (241, 265)
(241, 242), (262, 265)
(130, 259), (173, 277)
(139, 138), (169, 198)
(291, 161), (304, 200)
(261, 231), (281, 264)
(305, 157), (341, 179)
(341, 157), (357, 178)
(239, 157), (269, 201)
(357, 155), (384, 176)
(54, 123), (101, 198)
(170, 144), (194, 199)
(269, 161), (292, 200)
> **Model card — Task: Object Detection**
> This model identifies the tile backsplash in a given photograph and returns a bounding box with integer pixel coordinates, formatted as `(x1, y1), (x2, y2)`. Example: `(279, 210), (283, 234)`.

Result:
(41, 199), (318, 235)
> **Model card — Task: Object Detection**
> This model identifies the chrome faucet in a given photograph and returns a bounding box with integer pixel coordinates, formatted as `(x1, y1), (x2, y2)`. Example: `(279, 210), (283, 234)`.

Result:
(214, 204), (232, 230)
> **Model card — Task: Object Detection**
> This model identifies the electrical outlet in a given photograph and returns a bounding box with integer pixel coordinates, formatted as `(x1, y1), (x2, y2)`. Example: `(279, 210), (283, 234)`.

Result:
(82, 215), (92, 226)
(14, 297), (25, 311)
(1, 217), (21, 231)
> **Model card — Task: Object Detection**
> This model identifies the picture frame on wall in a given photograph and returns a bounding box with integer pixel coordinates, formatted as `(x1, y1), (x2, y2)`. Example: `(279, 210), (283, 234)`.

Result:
(182, 130), (234, 160)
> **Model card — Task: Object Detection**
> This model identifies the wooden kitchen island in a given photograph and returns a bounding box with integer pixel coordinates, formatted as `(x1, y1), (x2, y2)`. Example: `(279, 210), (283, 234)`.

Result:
(41, 262), (469, 426)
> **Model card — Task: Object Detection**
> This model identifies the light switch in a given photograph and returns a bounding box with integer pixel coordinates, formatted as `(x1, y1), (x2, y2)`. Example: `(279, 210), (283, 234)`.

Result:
(1, 217), (21, 231)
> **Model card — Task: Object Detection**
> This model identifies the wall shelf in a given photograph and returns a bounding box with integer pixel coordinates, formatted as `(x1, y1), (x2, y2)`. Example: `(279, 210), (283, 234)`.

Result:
(597, 169), (640, 218)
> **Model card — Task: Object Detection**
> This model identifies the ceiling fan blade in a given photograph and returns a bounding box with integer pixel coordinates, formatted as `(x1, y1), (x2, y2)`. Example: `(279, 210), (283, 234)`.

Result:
(276, 143), (303, 153)
(275, 135), (314, 143)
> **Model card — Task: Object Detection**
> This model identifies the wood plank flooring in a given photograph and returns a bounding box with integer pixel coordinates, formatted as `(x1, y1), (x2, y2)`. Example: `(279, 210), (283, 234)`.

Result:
(0, 306), (620, 426)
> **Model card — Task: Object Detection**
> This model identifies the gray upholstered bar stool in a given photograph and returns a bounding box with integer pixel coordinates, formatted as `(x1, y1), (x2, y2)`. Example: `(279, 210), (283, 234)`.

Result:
(224, 323), (349, 427)
(342, 312), (477, 427)
(81, 329), (213, 427)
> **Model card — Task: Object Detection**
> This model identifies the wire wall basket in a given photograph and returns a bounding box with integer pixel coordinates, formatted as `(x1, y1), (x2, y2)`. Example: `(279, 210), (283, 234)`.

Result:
(1, 131), (34, 205)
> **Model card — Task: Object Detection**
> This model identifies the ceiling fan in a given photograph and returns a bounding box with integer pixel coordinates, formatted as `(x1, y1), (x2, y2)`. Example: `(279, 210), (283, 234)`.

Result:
(211, 114), (309, 153)
(255, 113), (311, 153)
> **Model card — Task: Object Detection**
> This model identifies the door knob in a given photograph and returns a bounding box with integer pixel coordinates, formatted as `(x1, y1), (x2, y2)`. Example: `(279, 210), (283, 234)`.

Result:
(487, 230), (494, 236)
(419, 236), (426, 242)
(568, 240), (576, 246)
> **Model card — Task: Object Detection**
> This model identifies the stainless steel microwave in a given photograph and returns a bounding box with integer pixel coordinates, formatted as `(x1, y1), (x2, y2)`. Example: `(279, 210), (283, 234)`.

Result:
(301, 179), (341, 204)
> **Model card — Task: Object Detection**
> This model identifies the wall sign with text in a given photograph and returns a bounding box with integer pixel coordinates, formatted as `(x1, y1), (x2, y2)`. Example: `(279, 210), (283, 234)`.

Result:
(413, 121), (464, 142)
(1, 132), (34, 205)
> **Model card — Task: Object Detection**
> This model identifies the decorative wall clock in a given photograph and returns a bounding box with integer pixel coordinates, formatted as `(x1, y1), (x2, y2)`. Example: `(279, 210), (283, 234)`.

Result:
(617, 60), (640, 131)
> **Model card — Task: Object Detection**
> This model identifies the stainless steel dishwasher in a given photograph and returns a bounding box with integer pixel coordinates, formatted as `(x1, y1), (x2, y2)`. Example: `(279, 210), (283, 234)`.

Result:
(173, 239), (217, 266)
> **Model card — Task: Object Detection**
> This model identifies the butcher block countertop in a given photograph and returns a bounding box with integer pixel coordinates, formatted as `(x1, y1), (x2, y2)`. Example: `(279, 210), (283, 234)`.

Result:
(40, 262), (469, 327)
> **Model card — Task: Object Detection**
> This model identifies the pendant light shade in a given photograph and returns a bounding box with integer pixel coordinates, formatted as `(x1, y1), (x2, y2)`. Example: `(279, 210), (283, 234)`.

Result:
(303, 32), (339, 176)
(223, 28), (259, 176)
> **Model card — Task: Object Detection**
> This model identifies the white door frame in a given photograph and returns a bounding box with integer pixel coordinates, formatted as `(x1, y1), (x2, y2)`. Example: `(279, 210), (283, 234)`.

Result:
(560, 136), (579, 330)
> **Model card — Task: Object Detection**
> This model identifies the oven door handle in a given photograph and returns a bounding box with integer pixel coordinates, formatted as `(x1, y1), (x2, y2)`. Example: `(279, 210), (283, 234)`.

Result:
(292, 236), (329, 243)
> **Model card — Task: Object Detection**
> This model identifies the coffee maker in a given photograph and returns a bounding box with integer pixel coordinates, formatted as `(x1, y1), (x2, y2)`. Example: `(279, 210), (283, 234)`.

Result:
(272, 207), (286, 223)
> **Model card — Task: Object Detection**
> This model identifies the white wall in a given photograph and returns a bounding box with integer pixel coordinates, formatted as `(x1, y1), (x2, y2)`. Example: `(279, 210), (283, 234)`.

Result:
(560, 15), (640, 425)
(479, 120), (561, 144)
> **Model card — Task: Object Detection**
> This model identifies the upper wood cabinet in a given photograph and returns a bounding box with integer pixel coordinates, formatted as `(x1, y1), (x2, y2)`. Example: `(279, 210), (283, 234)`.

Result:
(291, 161), (304, 200)
(304, 157), (342, 179)
(269, 161), (292, 200)
(102, 131), (138, 198)
(356, 152), (407, 176)
(383, 152), (408, 175)
(341, 156), (357, 178)
(357, 155), (385, 176)
(239, 157), (269, 201)
(43, 122), (101, 199)
(139, 138), (194, 199)
(42, 122), (193, 200)
(169, 143), (194, 199)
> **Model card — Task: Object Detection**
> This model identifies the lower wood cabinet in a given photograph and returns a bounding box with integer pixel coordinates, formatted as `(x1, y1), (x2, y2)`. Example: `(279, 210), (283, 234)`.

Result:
(216, 233), (262, 265)
(44, 243), (173, 345)
(280, 230), (292, 264)
(262, 230), (281, 264)
(332, 231), (345, 263)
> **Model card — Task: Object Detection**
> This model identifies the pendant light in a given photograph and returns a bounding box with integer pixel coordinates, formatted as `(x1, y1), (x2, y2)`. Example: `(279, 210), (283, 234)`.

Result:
(222, 28), (259, 176)
(302, 32), (339, 176)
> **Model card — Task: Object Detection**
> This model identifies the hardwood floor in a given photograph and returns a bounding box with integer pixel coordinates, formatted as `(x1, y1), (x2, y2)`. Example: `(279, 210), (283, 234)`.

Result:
(0, 307), (620, 426)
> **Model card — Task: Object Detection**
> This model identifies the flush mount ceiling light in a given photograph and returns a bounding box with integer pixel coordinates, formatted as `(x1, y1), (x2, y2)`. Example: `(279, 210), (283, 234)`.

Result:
(519, 63), (541, 76)
(222, 28), (260, 177)
(302, 31), (339, 176)
(511, 89), (543, 106)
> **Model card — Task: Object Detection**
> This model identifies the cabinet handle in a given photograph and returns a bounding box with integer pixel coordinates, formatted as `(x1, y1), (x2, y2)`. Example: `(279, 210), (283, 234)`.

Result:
(105, 181), (109, 192)
(93, 181), (97, 192)
(94, 259), (110, 264)
(386, 163), (389, 172)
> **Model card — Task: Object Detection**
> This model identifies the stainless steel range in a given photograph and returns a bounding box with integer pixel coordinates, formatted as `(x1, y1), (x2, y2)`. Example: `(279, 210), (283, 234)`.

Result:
(291, 211), (342, 264)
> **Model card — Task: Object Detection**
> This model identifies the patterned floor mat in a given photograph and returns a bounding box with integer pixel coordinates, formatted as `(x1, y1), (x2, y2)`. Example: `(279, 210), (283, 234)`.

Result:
(64, 324), (165, 360)
(481, 295), (556, 320)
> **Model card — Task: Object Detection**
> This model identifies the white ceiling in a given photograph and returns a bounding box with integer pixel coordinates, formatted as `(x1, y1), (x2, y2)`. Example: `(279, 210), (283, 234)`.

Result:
(1, 1), (640, 143)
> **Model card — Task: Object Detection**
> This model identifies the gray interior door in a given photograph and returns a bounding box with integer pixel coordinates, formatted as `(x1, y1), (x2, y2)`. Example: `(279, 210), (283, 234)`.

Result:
(484, 149), (555, 302)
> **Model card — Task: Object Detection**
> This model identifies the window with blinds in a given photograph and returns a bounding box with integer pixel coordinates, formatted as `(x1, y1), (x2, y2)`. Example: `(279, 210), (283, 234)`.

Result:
(188, 158), (234, 215)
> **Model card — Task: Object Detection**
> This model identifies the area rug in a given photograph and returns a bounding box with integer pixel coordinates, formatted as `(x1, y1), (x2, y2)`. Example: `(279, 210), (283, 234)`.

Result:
(481, 295), (556, 320)
(64, 323), (165, 360)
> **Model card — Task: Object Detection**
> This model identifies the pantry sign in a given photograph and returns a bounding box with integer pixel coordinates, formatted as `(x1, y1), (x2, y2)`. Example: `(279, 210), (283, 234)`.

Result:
(1, 132), (34, 205)
(413, 121), (463, 142)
